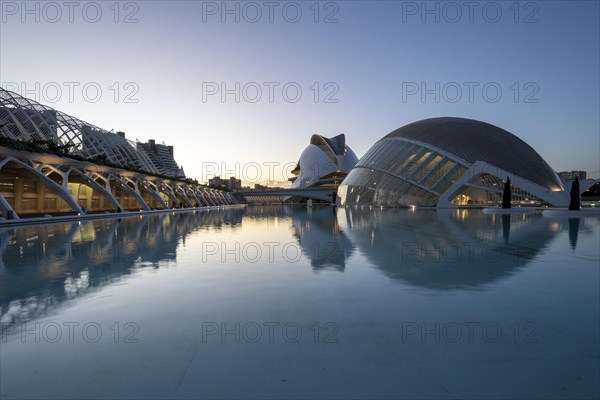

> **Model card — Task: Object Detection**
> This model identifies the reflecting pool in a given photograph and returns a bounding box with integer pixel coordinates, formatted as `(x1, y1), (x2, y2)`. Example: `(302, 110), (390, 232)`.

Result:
(1, 206), (599, 399)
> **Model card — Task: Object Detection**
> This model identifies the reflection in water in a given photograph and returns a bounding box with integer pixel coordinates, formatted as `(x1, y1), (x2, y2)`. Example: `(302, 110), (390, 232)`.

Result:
(1, 206), (597, 328)
(569, 218), (580, 251)
(336, 208), (559, 290)
(544, 215), (593, 252)
(291, 206), (354, 272)
(243, 205), (354, 271)
(2, 206), (598, 400)
(502, 214), (511, 244)
(0, 209), (244, 328)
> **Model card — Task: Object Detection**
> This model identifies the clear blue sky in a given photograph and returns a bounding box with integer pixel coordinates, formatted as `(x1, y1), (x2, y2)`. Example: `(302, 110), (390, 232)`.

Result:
(1, 0), (598, 184)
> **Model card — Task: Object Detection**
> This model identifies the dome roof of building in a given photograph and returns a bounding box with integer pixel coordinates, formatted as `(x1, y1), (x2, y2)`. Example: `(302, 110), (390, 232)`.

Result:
(293, 134), (358, 188)
(384, 117), (563, 191)
(310, 133), (346, 157)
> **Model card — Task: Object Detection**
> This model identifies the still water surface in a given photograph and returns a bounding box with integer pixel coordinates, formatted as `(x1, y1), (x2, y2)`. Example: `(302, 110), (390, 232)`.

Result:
(1, 206), (599, 399)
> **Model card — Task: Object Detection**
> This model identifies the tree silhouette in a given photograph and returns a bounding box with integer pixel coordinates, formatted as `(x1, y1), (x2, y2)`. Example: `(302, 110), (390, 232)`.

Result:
(502, 214), (510, 243)
(502, 177), (511, 209)
(568, 176), (580, 211)
(568, 218), (579, 250)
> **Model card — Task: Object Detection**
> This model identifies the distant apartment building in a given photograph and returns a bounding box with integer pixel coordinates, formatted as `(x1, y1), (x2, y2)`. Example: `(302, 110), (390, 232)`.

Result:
(227, 177), (242, 191)
(138, 139), (185, 178)
(558, 170), (587, 181)
(209, 176), (241, 191)
(556, 170), (599, 197)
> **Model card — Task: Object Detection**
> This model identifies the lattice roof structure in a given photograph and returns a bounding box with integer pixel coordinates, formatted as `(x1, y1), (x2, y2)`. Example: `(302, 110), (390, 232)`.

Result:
(0, 87), (162, 175)
(385, 117), (563, 191)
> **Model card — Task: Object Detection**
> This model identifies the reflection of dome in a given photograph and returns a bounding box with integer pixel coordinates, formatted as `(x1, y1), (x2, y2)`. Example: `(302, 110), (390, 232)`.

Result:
(291, 206), (354, 271)
(336, 208), (557, 290)
(291, 134), (358, 188)
(338, 118), (568, 208)
(243, 205), (355, 271)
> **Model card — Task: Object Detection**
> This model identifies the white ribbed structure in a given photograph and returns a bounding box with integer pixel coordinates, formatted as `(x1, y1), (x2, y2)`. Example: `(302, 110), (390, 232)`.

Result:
(0, 88), (160, 175)
(0, 87), (242, 219)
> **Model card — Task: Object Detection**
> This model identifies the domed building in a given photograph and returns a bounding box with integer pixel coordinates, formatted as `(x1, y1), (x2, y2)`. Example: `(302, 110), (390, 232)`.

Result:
(338, 117), (568, 208)
(290, 134), (358, 189)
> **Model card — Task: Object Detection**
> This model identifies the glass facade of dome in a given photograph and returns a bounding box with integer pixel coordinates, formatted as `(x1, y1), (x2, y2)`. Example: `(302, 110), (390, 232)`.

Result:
(338, 118), (568, 208)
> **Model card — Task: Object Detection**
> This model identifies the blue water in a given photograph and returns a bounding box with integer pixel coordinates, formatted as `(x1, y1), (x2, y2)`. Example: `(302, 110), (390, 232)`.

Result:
(1, 206), (599, 399)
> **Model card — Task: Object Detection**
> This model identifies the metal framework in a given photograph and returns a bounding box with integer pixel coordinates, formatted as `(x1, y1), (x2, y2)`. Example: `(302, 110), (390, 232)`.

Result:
(0, 88), (161, 174)
(0, 87), (243, 219)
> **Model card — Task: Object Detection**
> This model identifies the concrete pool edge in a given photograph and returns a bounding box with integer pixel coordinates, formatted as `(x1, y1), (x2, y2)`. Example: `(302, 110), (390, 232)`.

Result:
(0, 204), (247, 228)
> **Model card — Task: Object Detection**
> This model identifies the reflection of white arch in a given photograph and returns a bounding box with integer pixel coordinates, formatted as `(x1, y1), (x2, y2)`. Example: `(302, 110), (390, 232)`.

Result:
(437, 161), (569, 208)
(0, 157), (82, 216)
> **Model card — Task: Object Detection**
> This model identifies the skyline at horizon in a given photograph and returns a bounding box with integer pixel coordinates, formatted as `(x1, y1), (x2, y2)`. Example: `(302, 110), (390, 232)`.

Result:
(1, 0), (599, 184)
